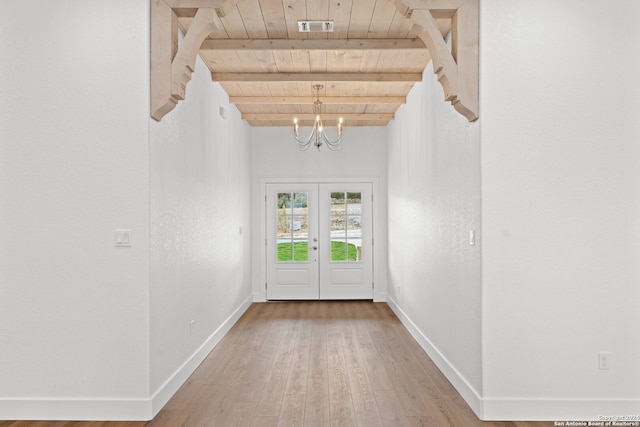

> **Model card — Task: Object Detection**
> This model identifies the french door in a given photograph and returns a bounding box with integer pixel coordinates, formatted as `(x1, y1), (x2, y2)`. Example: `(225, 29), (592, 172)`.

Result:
(266, 182), (373, 300)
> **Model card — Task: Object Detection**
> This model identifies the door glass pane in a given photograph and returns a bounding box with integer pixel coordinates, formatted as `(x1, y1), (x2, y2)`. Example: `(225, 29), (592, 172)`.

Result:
(329, 191), (362, 262)
(276, 192), (308, 262)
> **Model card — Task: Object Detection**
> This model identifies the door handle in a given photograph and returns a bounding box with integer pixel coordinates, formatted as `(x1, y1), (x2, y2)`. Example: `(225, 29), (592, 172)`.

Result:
(312, 246), (318, 250)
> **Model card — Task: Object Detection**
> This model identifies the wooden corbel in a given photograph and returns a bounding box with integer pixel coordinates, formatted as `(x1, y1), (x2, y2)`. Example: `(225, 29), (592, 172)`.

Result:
(150, 0), (225, 121)
(390, 0), (478, 122)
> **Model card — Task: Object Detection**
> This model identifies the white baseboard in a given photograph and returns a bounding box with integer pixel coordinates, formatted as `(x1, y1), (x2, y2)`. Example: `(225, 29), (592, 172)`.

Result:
(0, 295), (253, 421)
(386, 296), (484, 418)
(0, 398), (152, 421)
(150, 294), (253, 417)
(483, 398), (640, 421)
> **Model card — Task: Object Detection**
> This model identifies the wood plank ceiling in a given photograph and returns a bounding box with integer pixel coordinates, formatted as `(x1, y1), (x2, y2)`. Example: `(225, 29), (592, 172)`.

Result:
(174, 0), (450, 126)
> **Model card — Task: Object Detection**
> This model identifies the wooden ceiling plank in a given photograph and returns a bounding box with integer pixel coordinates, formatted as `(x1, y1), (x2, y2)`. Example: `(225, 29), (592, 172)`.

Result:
(199, 38), (426, 50)
(342, 50), (365, 72)
(358, 50), (382, 73)
(236, 0), (269, 38)
(219, 6), (249, 38)
(347, 0), (376, 38)
(290, 50), (312, 73)
(328, 0), (353, 39)
(234, 50), (268, 73)
(309, 50), (328, 72)
(272, 48), (295, 72)
(387, 9), (412, 38)
(368, 0), (397, 38)
(283, 0), (307, 39)
(258, 0), (288, 38)
(201, 50), (243, 72)
(254, 50), (279, 72)
(211, 72), (422, 82)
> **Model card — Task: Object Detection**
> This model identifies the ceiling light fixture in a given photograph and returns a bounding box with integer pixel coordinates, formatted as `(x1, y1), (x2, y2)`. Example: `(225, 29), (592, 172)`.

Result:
(297, 20), (334, 33)
(293, 85), (343, 151)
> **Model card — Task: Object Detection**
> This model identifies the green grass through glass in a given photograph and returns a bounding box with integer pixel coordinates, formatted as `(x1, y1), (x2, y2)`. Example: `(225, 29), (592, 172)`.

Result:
(277, 241), (357, 262)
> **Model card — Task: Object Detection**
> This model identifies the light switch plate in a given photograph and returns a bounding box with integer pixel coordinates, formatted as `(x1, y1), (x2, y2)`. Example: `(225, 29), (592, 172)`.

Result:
(115, 229), (132, 247)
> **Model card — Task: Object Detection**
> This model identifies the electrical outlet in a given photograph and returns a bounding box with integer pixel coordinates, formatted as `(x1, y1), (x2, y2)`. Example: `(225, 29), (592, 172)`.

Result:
(598, 352), (610, 370)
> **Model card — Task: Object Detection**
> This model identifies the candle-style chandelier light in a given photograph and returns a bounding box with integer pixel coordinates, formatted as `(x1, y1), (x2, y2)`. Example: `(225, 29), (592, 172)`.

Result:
(293, 85), (343, 151)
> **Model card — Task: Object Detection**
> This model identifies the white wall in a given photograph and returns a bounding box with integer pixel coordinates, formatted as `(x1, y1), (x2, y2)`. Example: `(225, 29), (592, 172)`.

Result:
(0, 0), (253, 420)
(249, 126), (388, 300)
(480, 0), (640, 419)
(386, 61), (482, 413)
(149, 55), (252, 412)
(0, 0), (151, 420)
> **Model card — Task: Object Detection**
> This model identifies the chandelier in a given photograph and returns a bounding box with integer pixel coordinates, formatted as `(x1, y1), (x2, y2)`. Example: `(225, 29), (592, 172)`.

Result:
(293, 85), (343, 151)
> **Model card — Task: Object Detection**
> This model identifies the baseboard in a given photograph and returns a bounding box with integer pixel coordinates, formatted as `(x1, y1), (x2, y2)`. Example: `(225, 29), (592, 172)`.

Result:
(150, 294), (253, 417)
(483, 398), (640, 421)
(0, 398), (152, 421)
(386, 296), (484, 418)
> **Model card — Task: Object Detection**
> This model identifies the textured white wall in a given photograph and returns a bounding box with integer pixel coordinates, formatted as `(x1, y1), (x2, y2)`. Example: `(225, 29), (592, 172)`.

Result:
(249, 126), (388, 300)
(480, 0), (640, 419)
(386, 61), (482, 411)
(0, 0), (151, 419)
(149, 56), (252, 404)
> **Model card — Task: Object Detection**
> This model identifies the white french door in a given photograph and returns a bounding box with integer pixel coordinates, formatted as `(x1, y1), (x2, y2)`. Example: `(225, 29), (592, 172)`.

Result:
(266, 182), (373, 300)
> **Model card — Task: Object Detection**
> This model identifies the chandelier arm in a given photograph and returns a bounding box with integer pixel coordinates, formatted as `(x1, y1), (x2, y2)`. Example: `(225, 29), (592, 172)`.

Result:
(294, 121), (321, 150)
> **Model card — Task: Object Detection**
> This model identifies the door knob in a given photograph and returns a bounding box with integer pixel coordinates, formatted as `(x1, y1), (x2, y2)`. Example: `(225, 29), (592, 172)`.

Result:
(312, 246), (318, 250)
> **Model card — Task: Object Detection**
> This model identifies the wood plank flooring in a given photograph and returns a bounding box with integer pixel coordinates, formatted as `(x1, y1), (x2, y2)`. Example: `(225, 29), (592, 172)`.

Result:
(2, 301), (553, 427)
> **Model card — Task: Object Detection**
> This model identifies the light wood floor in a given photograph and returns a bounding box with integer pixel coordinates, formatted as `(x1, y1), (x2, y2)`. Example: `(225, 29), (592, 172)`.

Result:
(2, 301), (553, 427)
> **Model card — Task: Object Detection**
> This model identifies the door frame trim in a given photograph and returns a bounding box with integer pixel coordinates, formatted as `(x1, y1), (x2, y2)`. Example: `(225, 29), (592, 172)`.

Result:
(257, 177), (383, 302)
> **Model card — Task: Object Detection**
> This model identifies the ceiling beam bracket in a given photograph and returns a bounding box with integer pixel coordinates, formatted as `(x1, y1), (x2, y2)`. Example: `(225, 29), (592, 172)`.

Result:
(151, 0), (224, 121)
(389, 0), (478, 122)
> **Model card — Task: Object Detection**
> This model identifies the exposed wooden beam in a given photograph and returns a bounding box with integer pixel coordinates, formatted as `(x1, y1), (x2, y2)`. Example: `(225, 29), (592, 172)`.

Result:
(249, 120), (390, 127)
(243, 113), (395, 121)
(212, 72), (422, 82)
(229, 96), (406, 104)
(200, 38), (426, 51)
